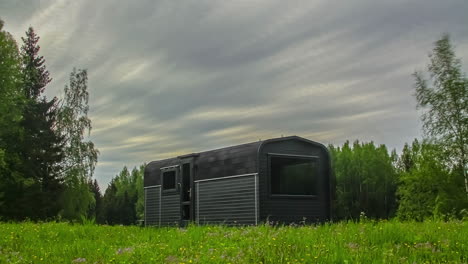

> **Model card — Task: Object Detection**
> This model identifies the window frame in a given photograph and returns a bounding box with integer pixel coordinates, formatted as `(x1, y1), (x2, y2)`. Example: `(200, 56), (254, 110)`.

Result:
(267, 153), (319, 199)
(161, 168), (178, 194)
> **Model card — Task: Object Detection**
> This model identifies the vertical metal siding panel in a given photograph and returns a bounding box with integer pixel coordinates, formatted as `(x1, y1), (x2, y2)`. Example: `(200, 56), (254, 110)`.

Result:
(255, 174), (258, 225)
(144, 187), (161, 226)
(197, 175), (257, 225)
(160, 193), (180, 226)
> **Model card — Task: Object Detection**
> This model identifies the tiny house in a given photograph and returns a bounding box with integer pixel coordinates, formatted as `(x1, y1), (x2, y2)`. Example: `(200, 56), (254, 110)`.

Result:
(144, 136), (331, 226)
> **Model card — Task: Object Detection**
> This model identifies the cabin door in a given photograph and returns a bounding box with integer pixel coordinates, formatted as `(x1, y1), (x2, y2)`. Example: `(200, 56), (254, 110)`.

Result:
(180, 162), (193, 225)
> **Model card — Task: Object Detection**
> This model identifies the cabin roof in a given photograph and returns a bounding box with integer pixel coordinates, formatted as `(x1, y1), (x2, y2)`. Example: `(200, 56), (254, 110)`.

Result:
(144, 136), (328, 186)
(146, 135), (323, 166)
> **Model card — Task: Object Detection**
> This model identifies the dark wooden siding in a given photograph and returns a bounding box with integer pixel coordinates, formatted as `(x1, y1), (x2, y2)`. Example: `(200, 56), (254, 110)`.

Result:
(144, 186), (160, 226)
(196, 174), (258, 225)
(144, 142), (261, 186)
(161, 193), (180, 226)
(258, 138), (330, 223)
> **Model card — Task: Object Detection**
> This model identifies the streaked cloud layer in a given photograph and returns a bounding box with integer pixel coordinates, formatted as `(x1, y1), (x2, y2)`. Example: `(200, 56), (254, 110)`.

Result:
(2, 0), (467, 188)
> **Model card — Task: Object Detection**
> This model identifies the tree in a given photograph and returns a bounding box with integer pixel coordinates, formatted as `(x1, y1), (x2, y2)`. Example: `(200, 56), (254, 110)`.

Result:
(413, 34), (468, 196)
(58, 68), (99, 221)
(0, 19), (25, 219)
(17, 26), (64, 220)
(101, 179), (119, 224)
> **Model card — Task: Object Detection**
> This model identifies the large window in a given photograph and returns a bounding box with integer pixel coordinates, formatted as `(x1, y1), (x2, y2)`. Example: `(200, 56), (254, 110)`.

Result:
(270, 155), (318, 196)
(162, 170), (176, 190)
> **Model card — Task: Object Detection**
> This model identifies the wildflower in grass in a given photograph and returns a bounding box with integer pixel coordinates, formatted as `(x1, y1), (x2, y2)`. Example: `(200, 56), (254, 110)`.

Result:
(116, 247), (134, 254)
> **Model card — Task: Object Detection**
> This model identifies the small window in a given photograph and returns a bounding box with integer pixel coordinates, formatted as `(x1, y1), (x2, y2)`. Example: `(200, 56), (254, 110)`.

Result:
(162, 170), (176, 190)
(270, 156), (318, 195)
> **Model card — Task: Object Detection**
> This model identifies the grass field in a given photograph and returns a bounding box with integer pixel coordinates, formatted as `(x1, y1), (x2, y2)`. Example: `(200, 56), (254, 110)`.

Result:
(0, 220), (467, 264)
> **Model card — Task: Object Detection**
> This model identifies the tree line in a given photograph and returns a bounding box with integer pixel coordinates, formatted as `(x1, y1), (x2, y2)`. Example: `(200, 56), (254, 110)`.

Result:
(1, 17), (466, 224)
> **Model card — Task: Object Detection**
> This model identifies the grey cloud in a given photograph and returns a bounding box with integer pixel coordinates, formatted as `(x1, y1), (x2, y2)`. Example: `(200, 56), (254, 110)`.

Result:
(2, 0), (468, 188)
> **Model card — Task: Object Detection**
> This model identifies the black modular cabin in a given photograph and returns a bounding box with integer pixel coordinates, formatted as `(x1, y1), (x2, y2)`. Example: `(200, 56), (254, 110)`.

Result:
(144, 136), (331, 226)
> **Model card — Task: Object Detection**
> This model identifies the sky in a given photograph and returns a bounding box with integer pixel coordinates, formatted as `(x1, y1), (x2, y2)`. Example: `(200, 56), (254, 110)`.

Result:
(1, 0), (467, 189)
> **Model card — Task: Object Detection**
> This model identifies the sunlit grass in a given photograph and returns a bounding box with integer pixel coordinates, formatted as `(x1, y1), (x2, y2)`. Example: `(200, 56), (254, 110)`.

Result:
(0, 220), (466, 263)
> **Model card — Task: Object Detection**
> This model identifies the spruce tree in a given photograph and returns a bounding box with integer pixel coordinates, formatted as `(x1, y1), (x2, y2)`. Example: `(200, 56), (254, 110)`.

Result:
(19, 27), (64, 220)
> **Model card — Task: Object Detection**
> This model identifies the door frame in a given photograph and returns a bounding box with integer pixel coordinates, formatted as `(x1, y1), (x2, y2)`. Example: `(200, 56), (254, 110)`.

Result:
(179, 158), (195, 224)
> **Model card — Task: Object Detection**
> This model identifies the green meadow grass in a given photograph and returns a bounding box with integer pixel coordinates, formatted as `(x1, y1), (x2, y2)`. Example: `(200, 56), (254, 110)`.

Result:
(0, 220), (466, 264)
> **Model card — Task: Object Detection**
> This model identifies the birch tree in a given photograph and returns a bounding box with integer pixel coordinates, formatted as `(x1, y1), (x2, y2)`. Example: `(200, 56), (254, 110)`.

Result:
(58, 68), (99, 220)
(413, 34), (468, 197)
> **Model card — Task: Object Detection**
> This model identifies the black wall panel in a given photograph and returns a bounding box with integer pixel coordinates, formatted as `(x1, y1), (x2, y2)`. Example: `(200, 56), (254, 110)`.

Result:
(144, 158), (179, 187)
(258, 139), (330, 223)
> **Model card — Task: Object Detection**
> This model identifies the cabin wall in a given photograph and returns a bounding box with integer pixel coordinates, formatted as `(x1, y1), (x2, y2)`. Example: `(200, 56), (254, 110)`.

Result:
(191, 142), (261, 225)
(258, 139), (330, 223)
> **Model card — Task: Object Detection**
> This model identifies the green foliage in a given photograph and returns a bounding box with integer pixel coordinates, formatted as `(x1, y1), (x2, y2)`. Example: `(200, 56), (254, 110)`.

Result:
(0, 19), (101, 221)
(397, 140), (468, 221)
(0, 19), (23, 137)
(0, 19), (24, 218)
(18, 26), (65, 220)
(57, 68), (99, 221)
(58, 68), (99, 180)
(329, 141), (398, 220)
(100, 164), (145, 225)
(18, 97), (65, 219)
(413, 34), (468, 196)
(0, 22), (65, 220)
(135, 164), (145, 220)
(0, 221), (467, 263)
(59, 175), (95, 221)
(87, 179), (102, 221)
(20, 27), (51, 99)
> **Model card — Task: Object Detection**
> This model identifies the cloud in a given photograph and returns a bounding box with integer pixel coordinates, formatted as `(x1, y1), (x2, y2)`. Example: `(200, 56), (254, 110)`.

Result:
(2, 0), (467, 189)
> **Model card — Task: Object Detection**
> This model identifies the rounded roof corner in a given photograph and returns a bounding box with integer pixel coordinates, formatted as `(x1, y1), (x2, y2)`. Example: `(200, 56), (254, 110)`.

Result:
(258, 135), (328, 153)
